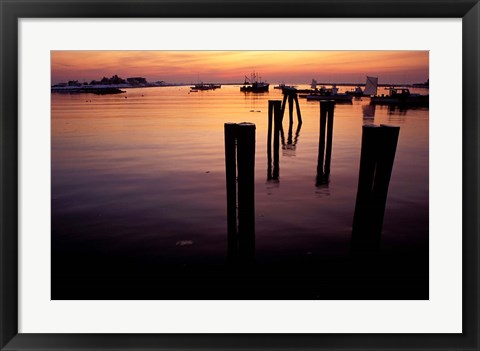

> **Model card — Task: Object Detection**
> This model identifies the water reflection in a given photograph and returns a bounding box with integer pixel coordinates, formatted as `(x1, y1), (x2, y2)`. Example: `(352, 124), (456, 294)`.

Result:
(52, 85), (428, 299)
(362, 103), (376, 124)
(282, 122), (302, 157)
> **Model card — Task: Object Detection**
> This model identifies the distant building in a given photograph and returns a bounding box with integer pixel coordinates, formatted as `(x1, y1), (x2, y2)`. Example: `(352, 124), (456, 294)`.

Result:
(68, 80), (81, 87)
(127, 77), (147, 86)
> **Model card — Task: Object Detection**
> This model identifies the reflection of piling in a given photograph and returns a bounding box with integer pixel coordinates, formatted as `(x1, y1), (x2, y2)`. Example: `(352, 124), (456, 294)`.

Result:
(362, 103), (376, 124)
(352, 124), (400, 252)
(224, 122), (256, 262)
(316, 100), (335, 185)
(267, 100), (283, 180)
(282, 122), (303, 157)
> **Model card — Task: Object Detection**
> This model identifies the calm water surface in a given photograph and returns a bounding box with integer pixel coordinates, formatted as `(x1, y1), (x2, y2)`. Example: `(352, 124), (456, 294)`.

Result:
(52, 85), (429, 299)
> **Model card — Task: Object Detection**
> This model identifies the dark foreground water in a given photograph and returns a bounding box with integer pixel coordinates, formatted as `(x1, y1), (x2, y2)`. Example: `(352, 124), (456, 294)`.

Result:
(52, 85), (428, 299)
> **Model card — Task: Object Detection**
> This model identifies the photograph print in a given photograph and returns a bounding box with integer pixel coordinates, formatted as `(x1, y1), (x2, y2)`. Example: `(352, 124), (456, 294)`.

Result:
(51, 50), (429, 300)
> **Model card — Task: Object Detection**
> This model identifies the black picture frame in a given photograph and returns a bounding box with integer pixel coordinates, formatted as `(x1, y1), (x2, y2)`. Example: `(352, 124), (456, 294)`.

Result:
(1, 0), (478, 349)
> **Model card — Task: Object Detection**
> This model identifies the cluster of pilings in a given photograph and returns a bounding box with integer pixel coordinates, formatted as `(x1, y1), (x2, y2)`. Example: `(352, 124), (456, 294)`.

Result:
(281, 88), (303, 135)
(224, 97), (400, 262)
(267, 90), (303, 179)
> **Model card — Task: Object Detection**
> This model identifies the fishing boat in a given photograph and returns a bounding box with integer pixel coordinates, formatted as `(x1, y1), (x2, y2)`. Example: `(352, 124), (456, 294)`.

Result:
(305, 85), (353, 102)
(370, 88), (429, 106)
(240, 72), (269, 92)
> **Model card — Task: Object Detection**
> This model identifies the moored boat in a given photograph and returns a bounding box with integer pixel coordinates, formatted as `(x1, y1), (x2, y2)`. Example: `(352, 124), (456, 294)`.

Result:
(240, 72), (269, 92)
(370, 88), (429, 106)
(305, 85), (353, 102)
(191, 82), (221, 91)
(346, 76), (378, 97)
(274, 83), (296, 90)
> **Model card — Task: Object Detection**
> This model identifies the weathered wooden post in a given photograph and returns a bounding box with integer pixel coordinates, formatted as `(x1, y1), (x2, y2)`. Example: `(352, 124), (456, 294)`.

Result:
(224, 122), (256, 262)
(267, 102), (273, 179)
(352, 124), (400, 253)
(272, 101), (283, 180)
(288, 94), (294, 144)
(324, 100), (335, 176)
(267, 101), (275, 179)
(280, 93), (288, 117)
(316, 100), (335, 185)
(294, 94), (303, 125)
(237, 122), (256, 259)
(224, 122), (238, 258)
(267, 100), (282, 180)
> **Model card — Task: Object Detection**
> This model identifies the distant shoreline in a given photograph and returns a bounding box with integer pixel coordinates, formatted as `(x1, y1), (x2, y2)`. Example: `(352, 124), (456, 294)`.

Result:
(51, 83), (245, 94)
(51, 81), (429, 94)
(51, 84), (178, 94)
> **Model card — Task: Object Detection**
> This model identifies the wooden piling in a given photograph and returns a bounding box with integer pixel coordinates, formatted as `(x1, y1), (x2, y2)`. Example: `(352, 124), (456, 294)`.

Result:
(352, 124), (400, 252)
(371, 125), (400, 232)
(317, 100), (328, 181)
(267, 101), (274, 179)
(294, 94), (303, 124)
(236, 122), (256, 259)
(352, 125), (381, 236)
(288, 94), (294, 140)
(324, 100), (335, 176)
(280, 93), (288, 120)
(317, 100), (335, 185)
(272, 101), (282, 180)
(224, 123), (238, 255)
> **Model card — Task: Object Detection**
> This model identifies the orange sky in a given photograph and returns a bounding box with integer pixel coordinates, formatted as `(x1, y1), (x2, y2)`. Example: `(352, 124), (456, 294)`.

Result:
(51, 51), (429, 85)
